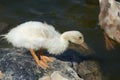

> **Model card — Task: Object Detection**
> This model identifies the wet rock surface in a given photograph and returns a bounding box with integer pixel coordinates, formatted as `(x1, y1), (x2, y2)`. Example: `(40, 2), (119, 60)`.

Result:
(77, 61), (102, 80)
(0, 48), (102, 80)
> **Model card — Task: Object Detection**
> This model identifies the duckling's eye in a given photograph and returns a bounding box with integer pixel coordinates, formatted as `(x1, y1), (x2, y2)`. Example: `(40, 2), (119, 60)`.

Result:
(79, 36), (82, 39)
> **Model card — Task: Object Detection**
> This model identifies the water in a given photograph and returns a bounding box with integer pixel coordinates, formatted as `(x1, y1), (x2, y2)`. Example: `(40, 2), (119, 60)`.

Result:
(0, 0), (120, 80)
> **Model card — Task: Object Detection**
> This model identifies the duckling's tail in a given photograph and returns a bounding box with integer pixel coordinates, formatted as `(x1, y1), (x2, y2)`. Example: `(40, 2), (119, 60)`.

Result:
(0, 34), (7, 41)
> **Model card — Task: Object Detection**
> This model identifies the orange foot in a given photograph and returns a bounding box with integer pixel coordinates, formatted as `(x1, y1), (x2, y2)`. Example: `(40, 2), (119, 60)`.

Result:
(30, 49), (49, 69)
(103, 32), (115, 50)
(39, 50), (53, 63)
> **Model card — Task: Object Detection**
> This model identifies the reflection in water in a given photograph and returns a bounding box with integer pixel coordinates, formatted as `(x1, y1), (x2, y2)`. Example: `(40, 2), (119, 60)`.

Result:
(0, 0), (120, 80)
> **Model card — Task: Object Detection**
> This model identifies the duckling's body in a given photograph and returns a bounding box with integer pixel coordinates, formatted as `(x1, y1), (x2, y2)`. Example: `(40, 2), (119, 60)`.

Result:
(3, 21), (88, 69)
(99, 0), (120, 49)
(5, 21), (68, 54)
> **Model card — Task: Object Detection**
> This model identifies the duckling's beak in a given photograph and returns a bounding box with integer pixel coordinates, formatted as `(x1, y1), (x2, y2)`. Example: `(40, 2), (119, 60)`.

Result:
(80, 42), (89, 50)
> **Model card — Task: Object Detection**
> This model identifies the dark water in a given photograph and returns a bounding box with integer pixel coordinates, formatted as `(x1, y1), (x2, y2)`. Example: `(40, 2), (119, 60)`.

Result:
(0, 0), (120, 80)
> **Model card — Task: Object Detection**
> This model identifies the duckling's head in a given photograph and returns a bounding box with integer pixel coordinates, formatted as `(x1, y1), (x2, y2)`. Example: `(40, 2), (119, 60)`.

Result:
(61, 31), (89, 49)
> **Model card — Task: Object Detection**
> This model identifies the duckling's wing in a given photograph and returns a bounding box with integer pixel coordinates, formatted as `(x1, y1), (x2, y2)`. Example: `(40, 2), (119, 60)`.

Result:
(11, 21), (61, 39)
(5, 21), (61, 49)
(34, 22), (61, 38)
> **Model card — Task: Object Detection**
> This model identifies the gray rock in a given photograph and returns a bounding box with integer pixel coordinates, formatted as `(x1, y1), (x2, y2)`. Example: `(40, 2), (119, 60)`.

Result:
(77, 61), (102, 80)
(0, 48), (102, 80)
(39, 71), (83, 80)
(0, 48), (83, 80)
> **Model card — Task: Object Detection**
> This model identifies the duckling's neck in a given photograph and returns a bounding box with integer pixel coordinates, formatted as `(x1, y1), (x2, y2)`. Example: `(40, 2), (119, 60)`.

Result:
(46, 37), (69, 55)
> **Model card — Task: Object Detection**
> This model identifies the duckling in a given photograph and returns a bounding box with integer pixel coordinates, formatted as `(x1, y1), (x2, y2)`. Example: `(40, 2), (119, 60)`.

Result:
(99, 0), (120, 49)
(3, 21), (89, 69)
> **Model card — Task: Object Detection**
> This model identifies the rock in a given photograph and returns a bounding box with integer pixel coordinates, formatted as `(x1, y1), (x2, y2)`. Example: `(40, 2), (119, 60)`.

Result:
(0, 48), (83, 80)
(0, 48), (102, 80)
(51, 71), (68, 80)
(77, 61), (102, 80)
(0, 71), (5, 79)
(39, 76), (50, 80)
(51, 49), (102, 80)
(39, 71), (69, 80)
